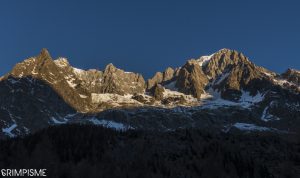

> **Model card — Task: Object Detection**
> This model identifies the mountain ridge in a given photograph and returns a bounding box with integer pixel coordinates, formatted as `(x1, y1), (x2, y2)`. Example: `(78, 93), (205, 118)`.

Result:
(0, 48), (299, 138)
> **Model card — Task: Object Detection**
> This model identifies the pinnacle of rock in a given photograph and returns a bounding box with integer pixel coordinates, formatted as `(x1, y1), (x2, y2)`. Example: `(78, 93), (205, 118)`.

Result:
(37, 48), (52, 61)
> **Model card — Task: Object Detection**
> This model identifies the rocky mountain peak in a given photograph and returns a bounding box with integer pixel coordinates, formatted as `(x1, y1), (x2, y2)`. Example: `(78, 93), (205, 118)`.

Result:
(218, 48), (233, 53)
(203, 49), (252, 79)
(9, 49), (58, 78)
(101, 63), (145, 95)
(147, 49), (273, 101)
(164, 67), (175, 77)
(175, 59), (209, 98)
(104, 63), (117, 72)
(37, 48), (52, 62)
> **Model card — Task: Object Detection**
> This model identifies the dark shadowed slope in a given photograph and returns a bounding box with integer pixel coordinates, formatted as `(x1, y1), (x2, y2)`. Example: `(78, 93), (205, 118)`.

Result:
(0, 125), (299, 178)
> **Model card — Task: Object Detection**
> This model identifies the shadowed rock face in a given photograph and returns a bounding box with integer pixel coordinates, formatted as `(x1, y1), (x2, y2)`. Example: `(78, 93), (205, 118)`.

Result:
(0, 76), (75, 136)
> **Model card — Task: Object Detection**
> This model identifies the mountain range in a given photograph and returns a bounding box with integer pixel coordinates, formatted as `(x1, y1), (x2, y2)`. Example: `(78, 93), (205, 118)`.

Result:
(1, 48), (299, 138)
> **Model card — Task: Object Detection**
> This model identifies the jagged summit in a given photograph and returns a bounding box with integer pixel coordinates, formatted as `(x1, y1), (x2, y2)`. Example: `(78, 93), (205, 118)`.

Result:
(194, 48), (245, 66)
(38, 48), (52, 61)
(105, 63), (116, 70)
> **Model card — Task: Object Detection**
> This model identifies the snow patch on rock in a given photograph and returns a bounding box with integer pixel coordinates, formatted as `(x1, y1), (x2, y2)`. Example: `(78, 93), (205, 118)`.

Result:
(197, 54), (214, 67)
(73, 68), (85, 75)
(214, 72), (230, 85)
(79, 94), (88, 98)
(163, 89), (198, 102)
(51, 117), (67, 124)
(200, 89), (265, 109)
(2, 123), (17, 137)
(239, 90), (264, 104)
(91, 93), (141, 106)
(89, 118), (131, 130)
(261, 106), (280, 122)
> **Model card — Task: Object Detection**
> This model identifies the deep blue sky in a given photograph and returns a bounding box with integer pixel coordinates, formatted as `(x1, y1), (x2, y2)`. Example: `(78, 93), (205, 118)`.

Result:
(0, 0), (299, 78)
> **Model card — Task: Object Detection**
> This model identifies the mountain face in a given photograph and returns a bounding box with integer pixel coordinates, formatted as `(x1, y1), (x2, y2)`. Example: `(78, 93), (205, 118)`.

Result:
(8, 49), (92, 113)
(148, 49), (273, 101)
(175, 59), (209, 98)
(0, 48), (299, 138)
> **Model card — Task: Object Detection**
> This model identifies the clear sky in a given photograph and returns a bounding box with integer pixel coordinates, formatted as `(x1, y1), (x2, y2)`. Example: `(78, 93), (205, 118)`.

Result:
(0, 0), (299, 78)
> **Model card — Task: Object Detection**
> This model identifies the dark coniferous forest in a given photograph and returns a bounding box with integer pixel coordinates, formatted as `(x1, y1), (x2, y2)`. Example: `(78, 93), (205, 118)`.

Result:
(0, 125), (299, 178)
